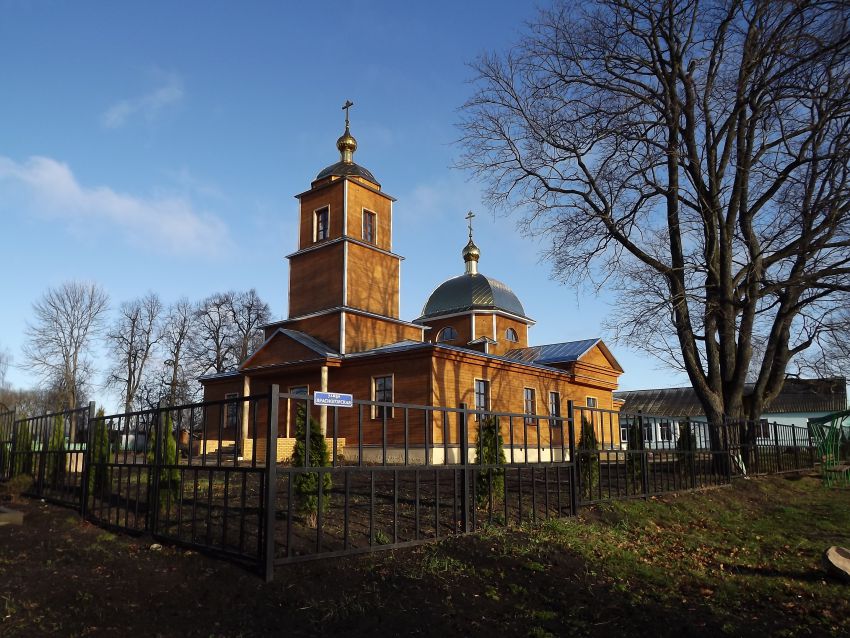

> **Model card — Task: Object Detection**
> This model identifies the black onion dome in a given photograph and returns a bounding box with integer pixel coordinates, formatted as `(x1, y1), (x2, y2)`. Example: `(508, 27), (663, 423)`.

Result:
(419, 273), (527, 319)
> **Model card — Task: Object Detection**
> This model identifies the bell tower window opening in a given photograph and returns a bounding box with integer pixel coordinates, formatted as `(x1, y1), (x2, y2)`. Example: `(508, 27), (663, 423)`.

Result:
(314, 207), (329, 242)
(505, 327), (519, 342)
(436, 326), (457, 343)
(362, 209), (376, 244)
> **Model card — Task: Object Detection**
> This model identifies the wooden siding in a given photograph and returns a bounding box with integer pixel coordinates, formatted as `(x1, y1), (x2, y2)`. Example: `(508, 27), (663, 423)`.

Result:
(243, 332), (319, 369)
(298, 183), (344, 248)
(474, 313), (495, 341)
(421, 313), (529, 355)
(344, 312), (424, 353)
(288, 243), (345, 317)
(200, 344), (622, 451)
(199, 377), (245, 440)
(281, 313), (341, 352)
(494, 315), (529, 354)
(430, 349), (620, 447)
(345, 181), (392, 251)
(346, 241), (400, 317)
(421, 314), (472, 347)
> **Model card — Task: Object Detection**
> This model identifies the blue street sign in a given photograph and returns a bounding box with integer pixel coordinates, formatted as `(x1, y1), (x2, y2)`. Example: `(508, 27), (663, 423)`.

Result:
(313, 391), (354, 408)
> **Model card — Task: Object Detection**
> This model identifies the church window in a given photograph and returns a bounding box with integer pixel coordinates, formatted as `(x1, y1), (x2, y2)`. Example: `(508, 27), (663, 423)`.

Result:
(436, 326), (457, 342)
(224, 393), (239, 430)
(362, 209), (376, 244)
(505, 327), (519, 342)
(372, 374), (393, 419)
(314, 207), (329, 241)
(549, 391), (561, 428)
(524, 387), (536, 425)
(474, 378), (490, 419)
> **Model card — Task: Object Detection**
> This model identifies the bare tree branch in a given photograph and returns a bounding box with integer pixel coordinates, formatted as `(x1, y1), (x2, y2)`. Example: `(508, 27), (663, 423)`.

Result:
(458, 0), (850, 424)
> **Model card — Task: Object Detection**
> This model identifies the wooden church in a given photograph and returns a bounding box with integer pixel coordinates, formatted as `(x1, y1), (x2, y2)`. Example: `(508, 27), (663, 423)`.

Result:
(201, 108), (624, 461)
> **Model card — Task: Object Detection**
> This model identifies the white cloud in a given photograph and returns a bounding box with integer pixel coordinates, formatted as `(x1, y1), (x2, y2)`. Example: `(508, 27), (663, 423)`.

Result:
(102, 71), (184, 129)
(0, 155), (230, 256)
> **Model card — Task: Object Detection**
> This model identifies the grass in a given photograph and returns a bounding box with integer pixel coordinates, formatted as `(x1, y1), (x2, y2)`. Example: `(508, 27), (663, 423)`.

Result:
(506, 474), (850, 635)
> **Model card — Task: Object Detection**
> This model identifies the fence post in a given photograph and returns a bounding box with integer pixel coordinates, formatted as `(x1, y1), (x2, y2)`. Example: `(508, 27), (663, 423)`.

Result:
(567, 400), (578, 515)
(773, 422), (782, 473)
(459, 403), (469, 533)
(791, 426), (799, 470)
(808, 427), (815, 468)
(263, 385), (279, 583)
(80, 402), (97, 517)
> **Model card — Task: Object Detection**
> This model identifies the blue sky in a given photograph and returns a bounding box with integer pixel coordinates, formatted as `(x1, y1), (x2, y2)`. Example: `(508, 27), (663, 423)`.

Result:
(0, 1), (687, 408)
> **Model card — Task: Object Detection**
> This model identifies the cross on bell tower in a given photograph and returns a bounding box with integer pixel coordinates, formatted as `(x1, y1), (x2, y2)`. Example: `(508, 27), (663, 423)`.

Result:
(342, 99), (354, 126)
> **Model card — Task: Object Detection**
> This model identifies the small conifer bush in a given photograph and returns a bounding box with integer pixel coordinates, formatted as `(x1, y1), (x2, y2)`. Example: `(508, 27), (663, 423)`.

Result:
(89, 408), (112, 499)
(46, 414), (66, 487)
(577, 417), (599, 501)
(475, 416), (506, 506)
(12, 417), (33, 477)
(147, 413), (180, 510)
(291, 406), (332, 528)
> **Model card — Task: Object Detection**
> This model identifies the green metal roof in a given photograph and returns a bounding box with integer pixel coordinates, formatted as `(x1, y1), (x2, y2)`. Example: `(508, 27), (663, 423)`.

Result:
(315, 160), (378, 184)
(418, 273), (527, 320)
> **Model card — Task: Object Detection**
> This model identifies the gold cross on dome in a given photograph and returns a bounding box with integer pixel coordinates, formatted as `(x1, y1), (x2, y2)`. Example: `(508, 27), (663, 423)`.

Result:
(342, 100), (354, 127)
(465, 210), (475, 239)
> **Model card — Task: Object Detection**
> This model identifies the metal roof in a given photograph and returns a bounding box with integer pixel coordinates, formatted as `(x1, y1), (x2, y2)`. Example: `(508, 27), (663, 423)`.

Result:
(418, 273), (527, 319)
(315, 160), (378, 185)
(504, 339), (600, 365)
(238, 328), (340, 371)
(615, 377), (848, 417)
(278, 329), (340, 358)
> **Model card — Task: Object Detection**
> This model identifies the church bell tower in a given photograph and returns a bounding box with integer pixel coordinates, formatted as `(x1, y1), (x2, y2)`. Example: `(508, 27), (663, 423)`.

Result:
(272, 102), (425, 353)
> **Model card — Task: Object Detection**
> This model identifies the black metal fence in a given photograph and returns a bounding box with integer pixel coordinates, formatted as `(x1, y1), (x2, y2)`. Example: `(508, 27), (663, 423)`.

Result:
(0, 388), (817, 580)
(727, 419), (817, 476)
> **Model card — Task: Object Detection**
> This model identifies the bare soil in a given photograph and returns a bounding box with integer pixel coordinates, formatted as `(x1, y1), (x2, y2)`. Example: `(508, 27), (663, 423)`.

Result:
(1, 473), (847, 637)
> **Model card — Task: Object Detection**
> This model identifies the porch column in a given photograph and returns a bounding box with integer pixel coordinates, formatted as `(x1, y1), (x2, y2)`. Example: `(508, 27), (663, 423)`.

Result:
(240, 375), (250, 459)
(320, 365), (329, 435)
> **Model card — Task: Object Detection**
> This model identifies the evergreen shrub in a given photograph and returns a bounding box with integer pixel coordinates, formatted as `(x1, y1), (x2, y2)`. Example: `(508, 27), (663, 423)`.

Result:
(291, 406), (332, 528)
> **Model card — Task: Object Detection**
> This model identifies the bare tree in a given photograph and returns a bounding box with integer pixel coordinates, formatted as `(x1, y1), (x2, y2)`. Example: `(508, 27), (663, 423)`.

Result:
(0, 345), (10, 391)
(228, 289), (271, 364)
(193, 291), (237, 376)
(0, 386), (63, 417)
(459, 0), (850, 431)
(23, 281), (109, 413)
(158, 297), (197, 406)
(105, 293), (162, 413)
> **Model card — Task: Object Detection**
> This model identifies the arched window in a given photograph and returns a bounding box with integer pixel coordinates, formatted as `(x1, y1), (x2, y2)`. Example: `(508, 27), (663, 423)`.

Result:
(437, 326), (457, 343)
(505, 327), (519, 342)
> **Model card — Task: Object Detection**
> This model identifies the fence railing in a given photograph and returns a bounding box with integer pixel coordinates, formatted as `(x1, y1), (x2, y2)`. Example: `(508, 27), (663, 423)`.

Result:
(0, 388), (817, 580)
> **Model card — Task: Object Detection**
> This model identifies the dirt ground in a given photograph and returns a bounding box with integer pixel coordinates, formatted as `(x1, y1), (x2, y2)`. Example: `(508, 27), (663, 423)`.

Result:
(1, 473), (847, 637)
